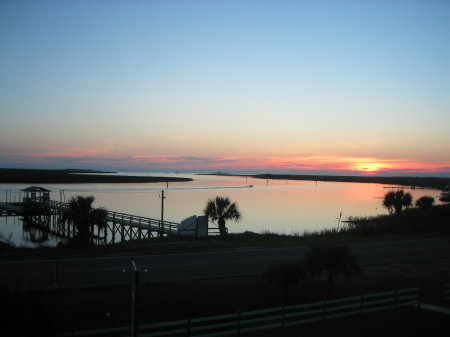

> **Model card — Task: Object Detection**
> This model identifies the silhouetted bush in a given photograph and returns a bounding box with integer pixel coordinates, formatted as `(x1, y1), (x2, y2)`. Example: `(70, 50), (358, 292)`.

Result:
(263, 259), (307, 301)
(306, 242), (360, 298)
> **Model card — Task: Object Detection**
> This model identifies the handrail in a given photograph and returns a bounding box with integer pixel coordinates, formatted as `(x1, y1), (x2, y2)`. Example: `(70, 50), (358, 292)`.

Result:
(45, 199), (179, 231)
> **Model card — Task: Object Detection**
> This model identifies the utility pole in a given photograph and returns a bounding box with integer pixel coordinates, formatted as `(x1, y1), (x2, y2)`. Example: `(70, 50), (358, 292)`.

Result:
(160, 190), (166, 237)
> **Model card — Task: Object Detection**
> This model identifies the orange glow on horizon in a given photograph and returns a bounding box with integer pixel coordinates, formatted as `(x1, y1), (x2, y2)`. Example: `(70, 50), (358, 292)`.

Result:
(348, 160), (388, 174)
(17, 149), (450, 175)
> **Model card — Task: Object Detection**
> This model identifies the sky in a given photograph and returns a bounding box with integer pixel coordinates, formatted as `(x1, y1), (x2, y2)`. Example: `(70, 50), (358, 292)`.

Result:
(1, 0), (449, 176)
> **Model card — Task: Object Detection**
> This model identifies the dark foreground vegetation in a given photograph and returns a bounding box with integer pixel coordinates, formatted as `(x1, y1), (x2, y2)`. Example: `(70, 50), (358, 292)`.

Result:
(1, 259), (450, 336)
(0, 168), (192, 184)
(1, 183), (450, 335)
(252, 173), (450, 190)
(1, 203), (450, 336)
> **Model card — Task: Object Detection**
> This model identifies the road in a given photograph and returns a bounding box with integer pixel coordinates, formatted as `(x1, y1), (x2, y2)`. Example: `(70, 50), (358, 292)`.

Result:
(1, 238), (450, 288)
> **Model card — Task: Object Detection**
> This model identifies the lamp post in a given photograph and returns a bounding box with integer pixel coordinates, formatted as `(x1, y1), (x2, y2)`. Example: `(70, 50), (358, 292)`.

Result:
(160, 190), (166, 237)
(122, 257), (149, 337)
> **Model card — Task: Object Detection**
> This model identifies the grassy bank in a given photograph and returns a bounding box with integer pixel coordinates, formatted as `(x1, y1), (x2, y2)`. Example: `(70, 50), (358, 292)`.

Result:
(0, 168), (192, 184)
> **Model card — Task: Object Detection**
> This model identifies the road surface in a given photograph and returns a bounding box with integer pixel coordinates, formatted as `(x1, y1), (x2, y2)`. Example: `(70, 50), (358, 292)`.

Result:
(1, 238), (450, 288)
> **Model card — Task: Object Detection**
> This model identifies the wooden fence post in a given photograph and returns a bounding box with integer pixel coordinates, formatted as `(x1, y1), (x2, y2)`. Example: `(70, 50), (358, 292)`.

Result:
(418, 287), (421, 309)
(395, 290), (398, 309)
(360, 294), (364, 315)
(121, 214), (125, 241)
(237, 310), (241, 337)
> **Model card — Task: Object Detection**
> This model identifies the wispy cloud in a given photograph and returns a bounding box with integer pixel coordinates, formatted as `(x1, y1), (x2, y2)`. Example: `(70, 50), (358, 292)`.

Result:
(30, 145), (116, 158)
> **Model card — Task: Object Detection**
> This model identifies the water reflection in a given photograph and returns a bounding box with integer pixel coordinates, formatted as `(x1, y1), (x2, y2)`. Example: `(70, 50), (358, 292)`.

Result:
(0, 173), (444, 247)
(0, 215), (62, 247)
(22, 215), (51, 244)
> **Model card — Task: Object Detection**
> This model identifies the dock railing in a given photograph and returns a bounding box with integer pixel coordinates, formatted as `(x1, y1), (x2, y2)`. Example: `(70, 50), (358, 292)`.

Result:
(46, 200), (179, 234)
(9, 199), (224, 239)
(106, 210), (179, 235)
(45, 199), (226, 238)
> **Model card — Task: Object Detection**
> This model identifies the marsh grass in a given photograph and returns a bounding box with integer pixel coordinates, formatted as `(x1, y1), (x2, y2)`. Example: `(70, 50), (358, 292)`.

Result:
(346, 203), (450, 235)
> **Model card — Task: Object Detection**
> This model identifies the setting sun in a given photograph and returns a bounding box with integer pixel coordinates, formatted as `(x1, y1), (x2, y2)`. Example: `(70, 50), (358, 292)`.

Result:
(349, 160), (386, 174)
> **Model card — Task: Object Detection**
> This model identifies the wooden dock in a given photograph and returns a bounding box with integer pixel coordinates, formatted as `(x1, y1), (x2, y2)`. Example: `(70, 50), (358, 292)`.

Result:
(44, 200), (180, 240)
(1, 199), (218, 244)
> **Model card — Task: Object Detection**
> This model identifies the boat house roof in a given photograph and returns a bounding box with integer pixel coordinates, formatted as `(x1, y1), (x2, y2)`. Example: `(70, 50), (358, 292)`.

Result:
(21, 186), (51, 193)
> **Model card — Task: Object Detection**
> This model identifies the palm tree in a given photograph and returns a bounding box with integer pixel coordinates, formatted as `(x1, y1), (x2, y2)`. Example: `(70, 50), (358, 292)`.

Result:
(63, 195), (107, 246)
(382, 190), (412, 215)
(203, 196), (242, 238)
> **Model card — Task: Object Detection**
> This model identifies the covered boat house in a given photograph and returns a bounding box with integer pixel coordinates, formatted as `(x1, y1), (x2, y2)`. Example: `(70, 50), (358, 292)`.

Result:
(22, 186), (51, 204)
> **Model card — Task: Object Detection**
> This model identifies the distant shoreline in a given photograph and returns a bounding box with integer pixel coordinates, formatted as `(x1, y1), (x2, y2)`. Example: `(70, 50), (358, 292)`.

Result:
(250, 174), (450, 190)
(203, 172), (450, 190)
(2, 168), (449, 189)
(0, 168), (192, 184)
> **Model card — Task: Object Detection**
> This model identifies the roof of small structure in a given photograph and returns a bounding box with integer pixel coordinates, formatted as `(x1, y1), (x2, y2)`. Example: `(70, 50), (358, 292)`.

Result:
(21, 186), (51, 192)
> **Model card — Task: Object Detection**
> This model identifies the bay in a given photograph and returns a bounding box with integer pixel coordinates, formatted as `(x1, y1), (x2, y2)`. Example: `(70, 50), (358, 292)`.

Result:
(0, 173), (444, 247)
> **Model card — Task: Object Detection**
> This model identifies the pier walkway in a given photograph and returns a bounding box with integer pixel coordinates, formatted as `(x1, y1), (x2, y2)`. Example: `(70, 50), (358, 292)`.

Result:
(1, 199), (216, 243)
(46, 200), (179, 237)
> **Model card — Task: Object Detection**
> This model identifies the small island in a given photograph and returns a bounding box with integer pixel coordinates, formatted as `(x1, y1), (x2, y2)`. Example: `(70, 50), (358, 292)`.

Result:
(0, 168), (192, 184)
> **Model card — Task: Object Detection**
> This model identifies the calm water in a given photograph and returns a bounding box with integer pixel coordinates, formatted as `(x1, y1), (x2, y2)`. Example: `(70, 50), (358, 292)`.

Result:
(0, 173), (444, 247)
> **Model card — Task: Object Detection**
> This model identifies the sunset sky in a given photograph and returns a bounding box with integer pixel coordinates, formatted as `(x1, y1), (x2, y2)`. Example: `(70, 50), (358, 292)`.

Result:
(1, 1), (449, 176)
